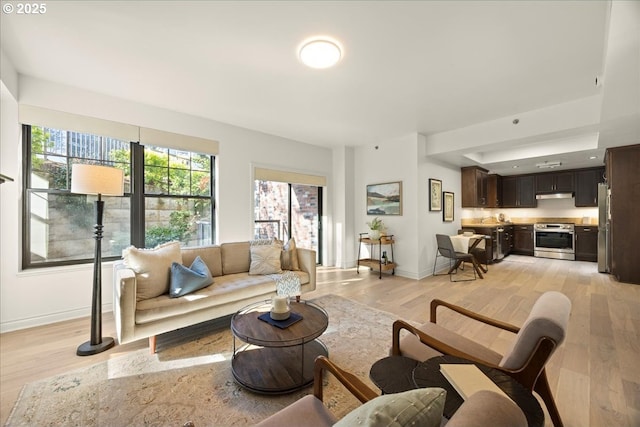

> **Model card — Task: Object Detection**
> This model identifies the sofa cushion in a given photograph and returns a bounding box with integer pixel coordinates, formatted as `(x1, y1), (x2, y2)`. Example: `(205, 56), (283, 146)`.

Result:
(249, 245), (283, 275)
(335, 387), (445, 427)
(135, 271), (311, 324)
(221, 242), (251, 274)
(136, 272), (276, 324)
(181, 245), (223, 277)
(123, 241), (182, 301)
(169, 256), (214, 298)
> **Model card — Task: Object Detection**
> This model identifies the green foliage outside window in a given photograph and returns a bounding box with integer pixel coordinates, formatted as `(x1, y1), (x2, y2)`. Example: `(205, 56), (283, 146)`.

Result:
(112, 145), (211, 247)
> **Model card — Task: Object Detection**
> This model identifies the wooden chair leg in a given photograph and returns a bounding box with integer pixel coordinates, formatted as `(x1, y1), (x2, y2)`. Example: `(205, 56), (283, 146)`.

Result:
(534, 371), (564, 427)
(471, 258), (484, 279)
(149, 335), (157, 354)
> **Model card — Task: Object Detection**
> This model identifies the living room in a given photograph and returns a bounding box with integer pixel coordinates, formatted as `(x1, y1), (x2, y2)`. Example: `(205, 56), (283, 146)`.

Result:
(1, 1), (639, 426)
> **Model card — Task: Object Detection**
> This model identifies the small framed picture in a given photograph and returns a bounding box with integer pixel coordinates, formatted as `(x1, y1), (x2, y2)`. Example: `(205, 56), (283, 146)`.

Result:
(443, 192), (454, 222)
(429, 179), (442, 211)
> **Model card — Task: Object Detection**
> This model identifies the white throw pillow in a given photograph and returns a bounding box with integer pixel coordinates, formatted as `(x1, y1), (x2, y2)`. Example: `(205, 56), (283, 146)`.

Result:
(249, 245), (283, 275)
(123, 241), (182, 301)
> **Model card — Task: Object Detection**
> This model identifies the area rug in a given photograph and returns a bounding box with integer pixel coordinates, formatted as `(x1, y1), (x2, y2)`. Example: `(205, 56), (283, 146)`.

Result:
(6, 295), (403, 426)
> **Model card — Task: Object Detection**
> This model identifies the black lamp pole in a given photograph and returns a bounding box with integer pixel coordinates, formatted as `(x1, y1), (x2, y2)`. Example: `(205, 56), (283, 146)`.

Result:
(77, 194), (115, 356)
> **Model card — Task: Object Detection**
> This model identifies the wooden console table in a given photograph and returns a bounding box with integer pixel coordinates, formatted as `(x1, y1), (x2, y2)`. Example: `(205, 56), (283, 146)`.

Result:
(357, 233), (395, 279)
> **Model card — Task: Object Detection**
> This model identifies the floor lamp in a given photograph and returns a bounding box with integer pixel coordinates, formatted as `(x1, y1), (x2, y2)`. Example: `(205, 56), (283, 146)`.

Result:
(71, 164), (124, 356)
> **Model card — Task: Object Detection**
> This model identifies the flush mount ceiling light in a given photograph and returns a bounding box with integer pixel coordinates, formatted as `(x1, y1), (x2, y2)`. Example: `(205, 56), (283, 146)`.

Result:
(299, 38), (342, 69)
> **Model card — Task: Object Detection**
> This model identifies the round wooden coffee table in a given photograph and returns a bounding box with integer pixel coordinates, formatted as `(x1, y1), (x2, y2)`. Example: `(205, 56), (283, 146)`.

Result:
(231, 300), (328, 394)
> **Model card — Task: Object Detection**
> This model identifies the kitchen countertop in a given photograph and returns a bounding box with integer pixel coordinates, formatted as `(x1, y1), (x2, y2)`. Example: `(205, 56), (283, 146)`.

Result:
(462, 217), (597, 227)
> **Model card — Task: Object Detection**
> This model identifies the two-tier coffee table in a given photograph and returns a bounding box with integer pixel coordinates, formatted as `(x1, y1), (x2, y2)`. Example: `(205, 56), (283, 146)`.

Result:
(230, 300), (328, 394)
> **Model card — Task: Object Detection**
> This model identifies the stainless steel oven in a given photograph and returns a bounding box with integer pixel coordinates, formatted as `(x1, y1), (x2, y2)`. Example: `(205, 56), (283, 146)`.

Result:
(534, 223), (575, 260)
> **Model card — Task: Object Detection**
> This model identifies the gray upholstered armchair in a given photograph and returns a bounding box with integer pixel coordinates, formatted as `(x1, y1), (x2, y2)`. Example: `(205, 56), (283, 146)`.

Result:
(392, 291), (571, 427)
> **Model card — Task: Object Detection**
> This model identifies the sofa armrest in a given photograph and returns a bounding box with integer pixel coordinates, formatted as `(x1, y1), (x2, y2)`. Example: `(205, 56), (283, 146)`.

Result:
(296, 248), (316, 291)
(113, 260), (137, 345)
(445, 390), (527, 427)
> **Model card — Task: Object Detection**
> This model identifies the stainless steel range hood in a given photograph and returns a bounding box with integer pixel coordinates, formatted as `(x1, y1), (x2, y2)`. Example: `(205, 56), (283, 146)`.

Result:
(536, 192), (574, 200)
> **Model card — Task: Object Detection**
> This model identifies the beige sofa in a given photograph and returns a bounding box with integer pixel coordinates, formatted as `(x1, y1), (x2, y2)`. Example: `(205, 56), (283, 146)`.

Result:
(113, 241), (316, 352)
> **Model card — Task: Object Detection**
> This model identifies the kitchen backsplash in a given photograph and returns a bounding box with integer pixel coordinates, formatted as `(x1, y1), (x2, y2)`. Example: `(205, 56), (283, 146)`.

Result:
(461, 197), (599, 225)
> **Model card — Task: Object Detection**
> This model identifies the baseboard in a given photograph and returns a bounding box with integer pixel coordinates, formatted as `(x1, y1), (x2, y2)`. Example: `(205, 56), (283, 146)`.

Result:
(0, 303), (113, 333)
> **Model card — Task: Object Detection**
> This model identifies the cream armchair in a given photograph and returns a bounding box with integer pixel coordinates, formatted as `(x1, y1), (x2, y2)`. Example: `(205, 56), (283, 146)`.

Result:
(392, 291), (571, 427)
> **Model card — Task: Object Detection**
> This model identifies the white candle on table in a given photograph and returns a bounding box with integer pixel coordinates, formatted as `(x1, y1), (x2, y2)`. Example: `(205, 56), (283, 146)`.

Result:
(272, 296), (289, 313)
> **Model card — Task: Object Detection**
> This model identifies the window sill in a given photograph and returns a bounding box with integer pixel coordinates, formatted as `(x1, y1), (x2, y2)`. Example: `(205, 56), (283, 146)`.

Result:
(17, 260), (120, 277)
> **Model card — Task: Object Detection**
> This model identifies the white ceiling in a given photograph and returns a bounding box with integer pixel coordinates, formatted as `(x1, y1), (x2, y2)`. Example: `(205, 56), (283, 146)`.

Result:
(1, 1), (638, 175)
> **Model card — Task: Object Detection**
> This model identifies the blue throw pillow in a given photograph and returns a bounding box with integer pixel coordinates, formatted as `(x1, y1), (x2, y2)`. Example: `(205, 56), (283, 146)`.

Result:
(169, 256), (213, 298)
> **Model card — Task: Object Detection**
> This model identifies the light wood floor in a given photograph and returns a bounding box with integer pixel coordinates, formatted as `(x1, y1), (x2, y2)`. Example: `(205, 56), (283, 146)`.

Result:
(1, 255), (639, 426)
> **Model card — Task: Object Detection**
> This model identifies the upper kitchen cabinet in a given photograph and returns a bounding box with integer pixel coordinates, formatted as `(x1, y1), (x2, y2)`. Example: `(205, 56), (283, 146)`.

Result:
(606, 145), (640, 285)
(461, 166), (488, 207)
(486, 174), (501, 208)
(535, 171), (574, 193)
(501, 175), (537, 208)
(574, 167), (605, 207)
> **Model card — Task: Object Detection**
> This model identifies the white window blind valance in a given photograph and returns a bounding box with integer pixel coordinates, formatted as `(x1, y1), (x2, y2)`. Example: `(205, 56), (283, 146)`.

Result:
(19, 105), (139, 142)
(19, 105), (219, 155)
(254, 167), (326, 187)
(139, 127), (218, 155)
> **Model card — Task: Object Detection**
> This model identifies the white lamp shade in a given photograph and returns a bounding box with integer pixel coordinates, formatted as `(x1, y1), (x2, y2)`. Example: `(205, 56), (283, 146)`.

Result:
(71, 164), (124, 196)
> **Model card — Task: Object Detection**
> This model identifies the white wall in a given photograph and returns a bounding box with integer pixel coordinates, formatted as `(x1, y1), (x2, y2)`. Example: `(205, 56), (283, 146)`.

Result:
(331, 146), (355, 268)
(351, 134), (461, 280)
(353, 135), (419, 278)
(418, 136), (464, 277)
(0, 76), (333, 332)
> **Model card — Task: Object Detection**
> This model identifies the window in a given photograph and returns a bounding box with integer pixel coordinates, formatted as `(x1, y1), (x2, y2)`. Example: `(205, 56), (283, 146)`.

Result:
(254, 180), (322, 263)
(143, 145), (213, 248)
(23, 125), (215, 268)
(23, 125), (131, 267)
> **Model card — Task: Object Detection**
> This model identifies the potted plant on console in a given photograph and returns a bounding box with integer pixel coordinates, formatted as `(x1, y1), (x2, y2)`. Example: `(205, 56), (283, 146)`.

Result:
(367, 217), (385, 240)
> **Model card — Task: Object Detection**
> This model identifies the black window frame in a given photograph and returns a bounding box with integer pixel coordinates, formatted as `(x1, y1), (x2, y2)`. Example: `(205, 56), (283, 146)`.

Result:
(21, 124), (216, 269)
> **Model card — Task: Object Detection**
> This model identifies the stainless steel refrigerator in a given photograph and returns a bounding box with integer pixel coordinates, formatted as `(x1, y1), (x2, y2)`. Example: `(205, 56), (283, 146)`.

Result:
(597, 183), (610, 273)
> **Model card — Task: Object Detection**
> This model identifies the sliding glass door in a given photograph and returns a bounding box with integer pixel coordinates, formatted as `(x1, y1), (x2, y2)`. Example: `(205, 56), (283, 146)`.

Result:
(254, 180), (322, 263)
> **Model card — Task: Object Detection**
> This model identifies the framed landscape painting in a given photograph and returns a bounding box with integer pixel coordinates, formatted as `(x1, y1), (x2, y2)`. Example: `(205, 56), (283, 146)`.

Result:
(443, 192), (454, 222)
(366, 181), (402, 215)
(429, 179), (442, 211)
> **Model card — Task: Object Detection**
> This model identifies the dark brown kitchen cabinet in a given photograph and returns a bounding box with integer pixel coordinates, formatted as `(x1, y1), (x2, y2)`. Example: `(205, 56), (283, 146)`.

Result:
(535, 171), (574, 193)
(575, 167), (605, 207)
(606, 144), (640, 284)
(512, 224), (534, 255)
(486, 174), (501, 208)
(501, 175), (536, 208)
(575, 226), (598, 262)
(501, 225), (513, 257)
(461, 166), (488, 207)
